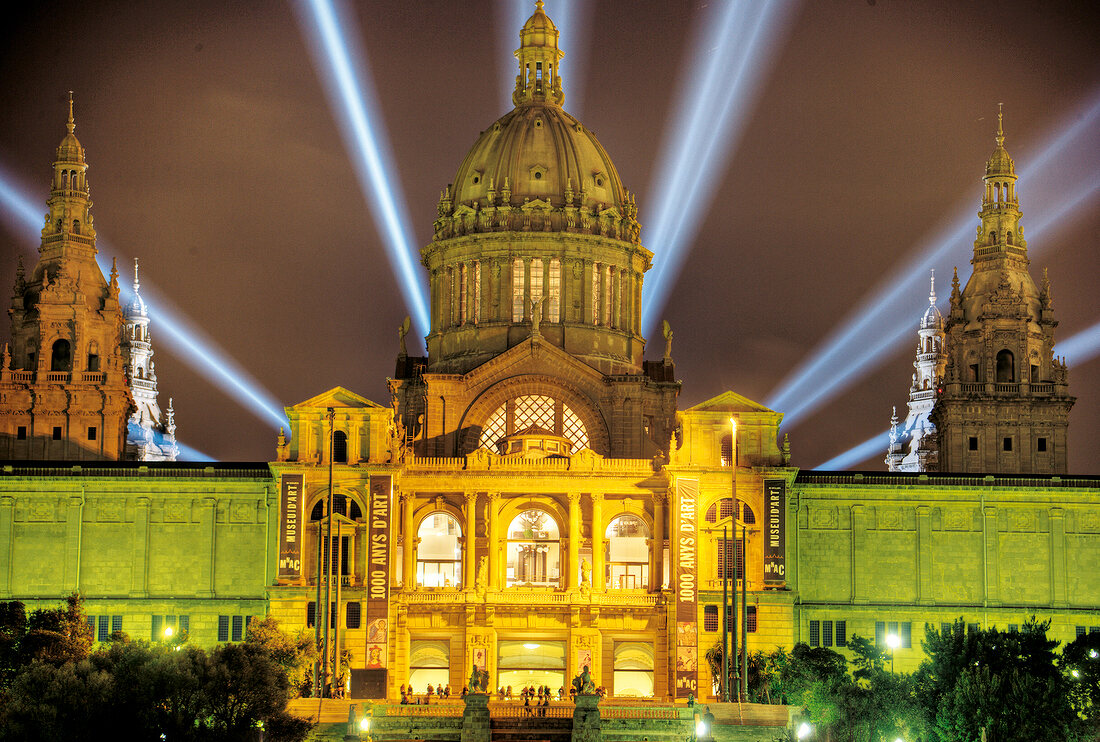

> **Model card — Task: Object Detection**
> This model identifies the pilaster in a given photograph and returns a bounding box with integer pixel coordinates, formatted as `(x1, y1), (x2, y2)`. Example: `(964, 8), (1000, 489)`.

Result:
(1049, 507), (1067, 606)
(130, 496), (151, 598)
(591, 493), (604, 593)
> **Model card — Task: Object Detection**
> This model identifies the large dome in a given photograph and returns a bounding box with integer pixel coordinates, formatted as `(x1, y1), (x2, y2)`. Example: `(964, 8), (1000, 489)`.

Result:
(451, 104), (627, 214)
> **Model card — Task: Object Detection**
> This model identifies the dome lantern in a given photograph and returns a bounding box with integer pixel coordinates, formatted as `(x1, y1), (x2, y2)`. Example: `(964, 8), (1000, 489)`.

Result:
(513, 0), (565, 108)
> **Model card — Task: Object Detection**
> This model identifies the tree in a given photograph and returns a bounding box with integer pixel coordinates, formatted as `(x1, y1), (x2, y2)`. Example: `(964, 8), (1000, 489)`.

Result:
(245, 614), (316, 697)
(916, 618), (1076, 741)
(1061, 631), (1100, 738)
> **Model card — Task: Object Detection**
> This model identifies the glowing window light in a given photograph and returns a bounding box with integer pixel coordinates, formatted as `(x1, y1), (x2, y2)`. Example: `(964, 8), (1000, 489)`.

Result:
(500, 0), (589, 116)
(641, 0), (799, 338)
(295, 0), (430, 343)
(768, 90), (1100, 429)
(0, 167), (289, 435)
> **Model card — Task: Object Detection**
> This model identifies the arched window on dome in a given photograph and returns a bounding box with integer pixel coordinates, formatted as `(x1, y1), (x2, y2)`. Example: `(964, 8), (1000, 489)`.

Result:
(605, 514), (649, 590)
(512, 259), (525, 322)
(591, 263), (601, 325)
(996, 349), (1015, 383)
(478, 395), (590, 452)
(506, 509), (560, 587)
(417, 512), (462, 588)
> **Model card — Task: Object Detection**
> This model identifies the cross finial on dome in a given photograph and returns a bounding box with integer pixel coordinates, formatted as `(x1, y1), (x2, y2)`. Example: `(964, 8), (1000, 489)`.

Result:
(67, 91), (75, 134)
(535, 0), (544, 11)
(996, 102), (1004, 147)
(928, 269), (936, 305)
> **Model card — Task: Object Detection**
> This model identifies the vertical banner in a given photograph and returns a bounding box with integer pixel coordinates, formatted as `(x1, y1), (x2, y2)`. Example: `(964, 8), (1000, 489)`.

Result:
(364, 475), (392, 695)
(763, 479), (786, 587)
(674, 478), (698, 699)
(278, 474), (303, 580)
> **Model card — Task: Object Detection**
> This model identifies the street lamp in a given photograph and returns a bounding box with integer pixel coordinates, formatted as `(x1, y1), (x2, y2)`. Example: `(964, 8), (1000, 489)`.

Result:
(359, 715), (371, 742)
(885, 634), (900, 673)
(163, 625), (174, 639)
(796, 722), (812, 739)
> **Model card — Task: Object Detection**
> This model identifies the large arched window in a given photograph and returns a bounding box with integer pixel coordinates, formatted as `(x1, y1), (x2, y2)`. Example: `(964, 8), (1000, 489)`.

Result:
(996, 349), (1015, 383)
(506, 509), (561, 587)
(416, 513), (462, 588)
(605, 514), (649, 590)
(479, 395), (590, 452)
(51, 339), (71, 372)
(308, 495), (363, 582)
(705, 498), (755, 583)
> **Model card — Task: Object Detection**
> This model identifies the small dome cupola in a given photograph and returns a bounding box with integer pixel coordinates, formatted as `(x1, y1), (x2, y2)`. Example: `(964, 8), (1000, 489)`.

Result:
(982, 104), (1018, 210)
(920, 270), (944, 331)
(513, 1), (564, 108)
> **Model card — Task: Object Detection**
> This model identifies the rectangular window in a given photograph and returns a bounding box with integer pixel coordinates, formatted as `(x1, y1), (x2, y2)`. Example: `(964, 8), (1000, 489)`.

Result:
(530, 259), (544, 316)
(746, 605), (757, 633)
(1003, 437), (1013, 452)
(17, 426), (26, 440)
(875, 621), (885, 647)
(152, 614), (163, 641)
(473, 261), (481, 324)
(1077, 626), (1087, 637)
(231, 615), (244, 642)
(592, 262), (601, 324)
(52, 426), (62, 440)
(809, 620), (820, 647)
(969, 436), (978, 451)
(1007, 624), (1018, 633)
(835, 620), (847, 647)
(512, 259), (525, 322)
(111, 615), (123, 635)
(1091, 626), (1100, 635)
(548, 258), (560, 322)
(218, 615), (230, 642)
(822, 620), (833, 647)
(307, 602), (316, 628)
(87, 426), (97, 441)
(97, 615), (109, 642)
(703, 605), (718, 632)
(607, 266), (616, 327)
(1037, 437), (1047, 452)
(716, 538), (744, 581)
(179, 615), (189, 635)
(87, 615), (96, 633)
(941, 622), (953, 635)
(458, 263), (467, 324)
(900, 621), (912, 649)
(347, 602), (362, 630)
(968, 623), (980, 635)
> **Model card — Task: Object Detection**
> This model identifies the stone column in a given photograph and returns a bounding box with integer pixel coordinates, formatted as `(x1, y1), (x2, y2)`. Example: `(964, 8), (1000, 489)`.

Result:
(1050, 507), (1067, 606)
(568, 492), (581, 590)
(591, 494), (604, 592)
(916, 506), (933, 605)
(487, 494), (501, 590)
(402, 492), (416, 588)
(464, 492), (478, 590)
(651, 493), (664, 591)
(130, 496), (151, 598)
(0, 496), (14, 598)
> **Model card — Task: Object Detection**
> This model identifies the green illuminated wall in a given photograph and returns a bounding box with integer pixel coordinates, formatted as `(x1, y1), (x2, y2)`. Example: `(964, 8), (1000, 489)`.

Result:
(0, 462), (274, 645)
(790, 472), (1100, 672)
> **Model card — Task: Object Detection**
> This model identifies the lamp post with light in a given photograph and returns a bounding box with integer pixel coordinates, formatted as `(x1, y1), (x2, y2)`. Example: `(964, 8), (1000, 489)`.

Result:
(885, 633), (900, 673)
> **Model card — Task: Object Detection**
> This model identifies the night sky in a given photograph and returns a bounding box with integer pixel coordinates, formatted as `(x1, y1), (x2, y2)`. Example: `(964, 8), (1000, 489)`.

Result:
(1, 1), (1097, 470)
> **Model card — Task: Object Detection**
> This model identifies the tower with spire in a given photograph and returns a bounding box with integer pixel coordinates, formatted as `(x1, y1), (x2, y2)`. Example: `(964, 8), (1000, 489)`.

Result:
(1, 95), (135, 459)
(929, 107), (1074, 474)
(886, 271), (947, 472)
(124, 259), (178, 461)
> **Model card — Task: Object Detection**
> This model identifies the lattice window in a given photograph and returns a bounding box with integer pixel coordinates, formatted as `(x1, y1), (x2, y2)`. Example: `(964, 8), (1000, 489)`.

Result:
(513, 395), (555, 432)
(548, 258), (560, 322)
(478, 396), (590, 452)
(481, 405), (507, 449)
(561, 404), (589, 449)
(603, 265), (612, 326)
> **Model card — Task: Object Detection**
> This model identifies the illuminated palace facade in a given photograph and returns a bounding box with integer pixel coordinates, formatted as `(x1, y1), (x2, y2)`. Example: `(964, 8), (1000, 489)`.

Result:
(3, 5), (1100, 702)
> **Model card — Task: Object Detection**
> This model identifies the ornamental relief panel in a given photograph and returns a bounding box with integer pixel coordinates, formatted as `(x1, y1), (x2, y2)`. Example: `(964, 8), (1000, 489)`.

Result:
(943, 508), (971, 531)
(97, 499), (124, 522)
(809, 505), (838, 530)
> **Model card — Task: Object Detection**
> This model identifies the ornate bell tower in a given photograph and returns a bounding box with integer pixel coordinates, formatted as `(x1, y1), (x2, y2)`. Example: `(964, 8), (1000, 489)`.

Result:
(931, 108), (1074, 474)
(0, 95), (134, 460)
